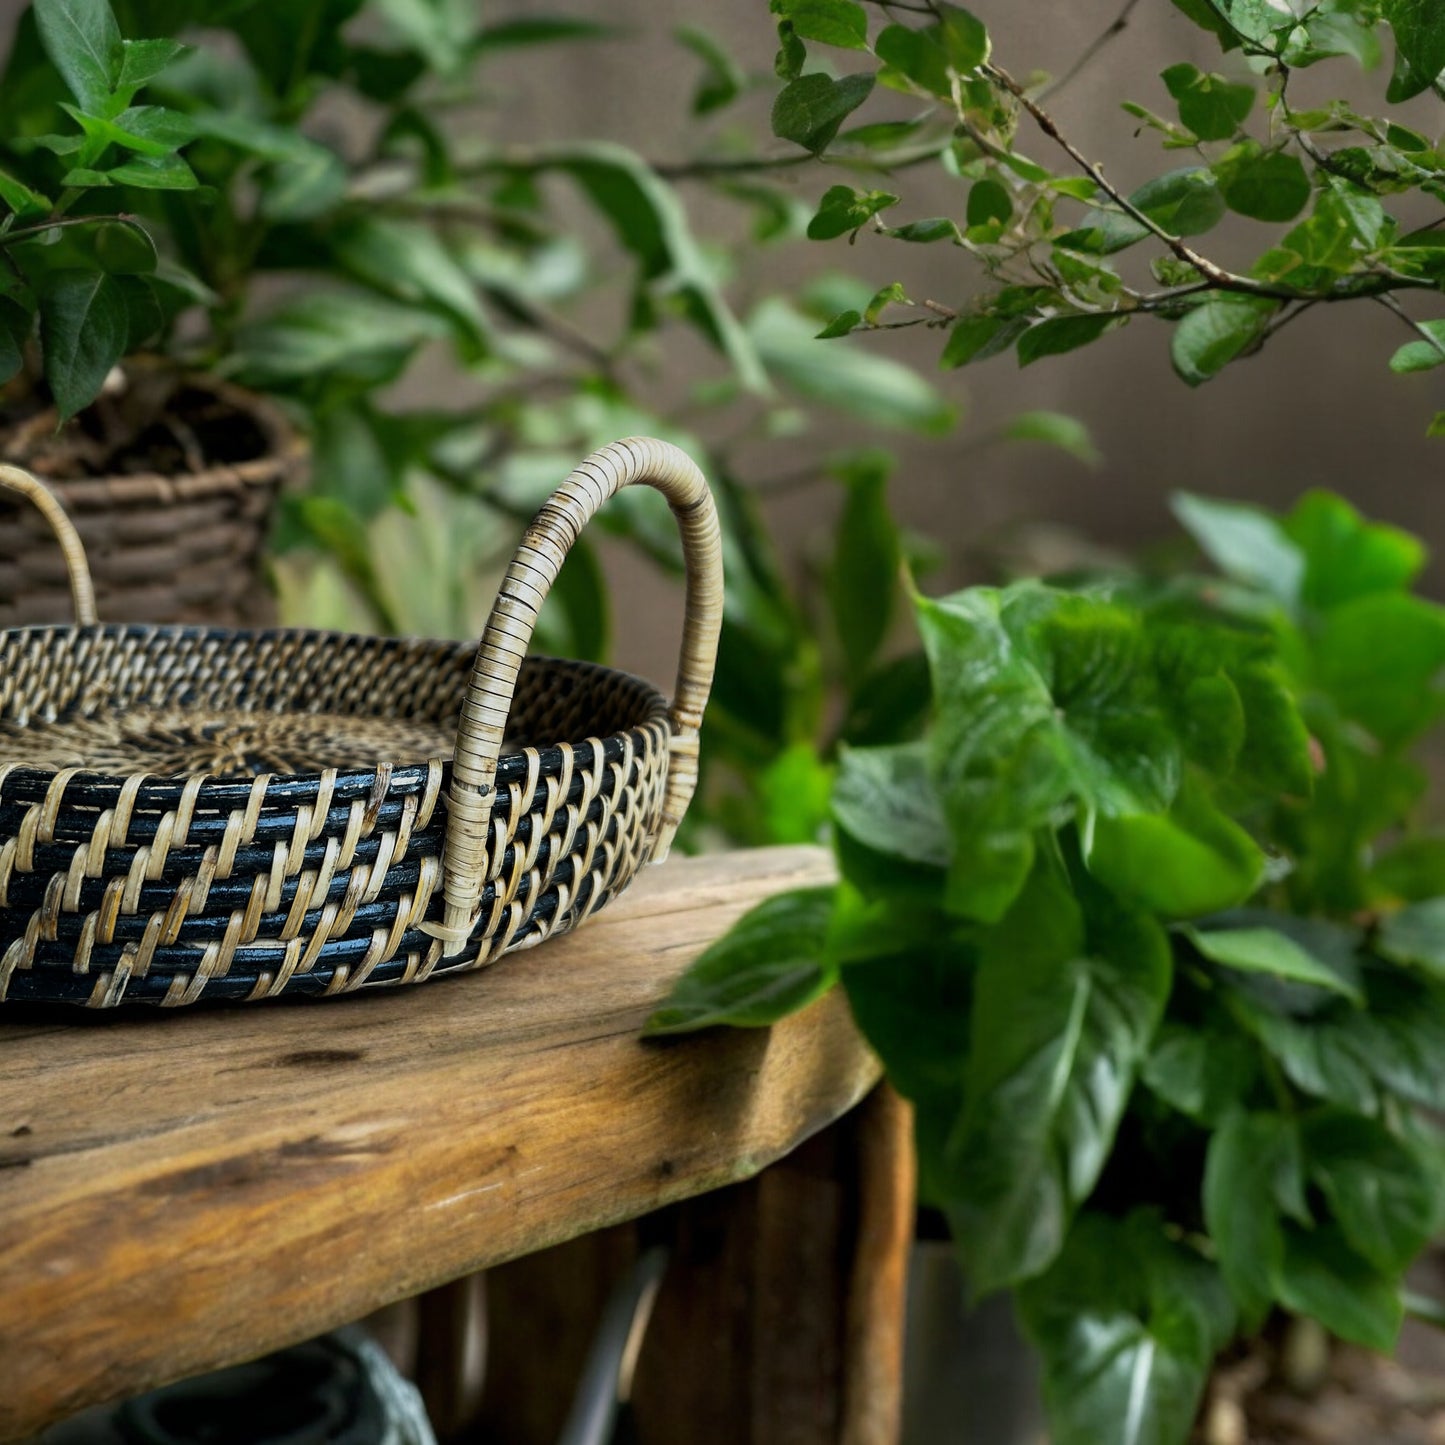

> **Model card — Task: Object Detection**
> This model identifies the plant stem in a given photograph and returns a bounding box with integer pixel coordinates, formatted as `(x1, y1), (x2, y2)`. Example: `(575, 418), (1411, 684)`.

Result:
(1039, 0), (1145, 100)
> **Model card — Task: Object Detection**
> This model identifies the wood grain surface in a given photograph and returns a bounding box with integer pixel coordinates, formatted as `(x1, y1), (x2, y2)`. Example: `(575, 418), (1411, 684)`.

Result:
(0, 845), (875, 1442)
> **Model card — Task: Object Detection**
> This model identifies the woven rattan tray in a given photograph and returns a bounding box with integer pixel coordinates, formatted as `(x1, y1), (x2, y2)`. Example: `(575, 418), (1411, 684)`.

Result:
(0, 438), (721, 1008)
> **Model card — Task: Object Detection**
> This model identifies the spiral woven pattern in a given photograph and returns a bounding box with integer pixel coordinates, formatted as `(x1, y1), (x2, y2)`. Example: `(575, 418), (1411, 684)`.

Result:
(0, 437), (722, 1008)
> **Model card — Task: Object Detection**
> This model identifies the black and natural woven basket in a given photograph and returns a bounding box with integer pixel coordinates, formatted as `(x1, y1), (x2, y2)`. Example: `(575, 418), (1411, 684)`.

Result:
(0, 438), (721, 1008)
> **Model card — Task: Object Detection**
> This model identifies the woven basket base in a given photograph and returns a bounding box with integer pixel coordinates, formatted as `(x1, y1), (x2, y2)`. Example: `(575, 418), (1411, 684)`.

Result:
(0, 708), (459, 776)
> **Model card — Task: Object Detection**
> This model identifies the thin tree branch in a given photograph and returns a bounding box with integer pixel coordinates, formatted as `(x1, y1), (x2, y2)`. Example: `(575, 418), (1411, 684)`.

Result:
(1040, 0), (1145, 100)
(1374, 291), (1445, 363)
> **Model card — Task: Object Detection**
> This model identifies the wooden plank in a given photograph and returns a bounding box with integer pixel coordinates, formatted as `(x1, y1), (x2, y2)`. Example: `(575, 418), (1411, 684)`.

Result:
(477, 1085), (915, 1445)
(0, 845), (874, 1442)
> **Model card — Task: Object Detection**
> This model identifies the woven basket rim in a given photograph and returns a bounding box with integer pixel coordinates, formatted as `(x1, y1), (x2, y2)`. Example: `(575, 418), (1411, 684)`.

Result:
(0, 374), (305, 501)
(0, 621), (671, 790)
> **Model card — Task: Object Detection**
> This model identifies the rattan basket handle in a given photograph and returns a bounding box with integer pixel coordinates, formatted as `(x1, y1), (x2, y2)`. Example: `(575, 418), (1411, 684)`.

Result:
(0, 463), (97, 625)
(438, 436), (723, 953)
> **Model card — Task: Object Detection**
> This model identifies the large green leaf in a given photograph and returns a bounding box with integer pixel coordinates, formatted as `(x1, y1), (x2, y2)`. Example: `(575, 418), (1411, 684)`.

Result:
(331, 218), (489, 358)
(34, 0), (121, 112)
(1142, 1016), (1258, 1125)
(1378, 898), (1445, 980)
(916, 585), (1180, 921)
(525, 143), (766, 390)
(1215, 143), (1312, 222)
(1204, 1110), (1297, 1324)
(1314, 592), (1445, 743)
(1090, 785), (1264, 918)
(1303, 1110), (1436, 1275)
(228, 291), (449, 391)
(1283, 490), (1425, 609)
(1018, 1211), (1235, 1445)
(749, 297), (953, 432)
(1230, 961), (1445, 1114)
(38, 269), (128, 419)
(832, 741), (951, 871)
(643, 886), (838, 1033)
(1171, 493), (1302, 605)
(827, 452), (898, 682)
(943, 865), (1171, 1293)
(1383, 0), (1445, 87)
(189, 110), (347, 221)
(1277, 1224), (1404, 1352)
(769, 0), (869, 50)
(1183, 919), (1362, 1001)
(1161, 64), (1254, 141)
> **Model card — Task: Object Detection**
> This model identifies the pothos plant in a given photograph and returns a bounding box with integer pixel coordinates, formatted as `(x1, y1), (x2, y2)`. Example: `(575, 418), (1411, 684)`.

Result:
(651, 490), (1445, 1444)
(741, 0), (1445, 428)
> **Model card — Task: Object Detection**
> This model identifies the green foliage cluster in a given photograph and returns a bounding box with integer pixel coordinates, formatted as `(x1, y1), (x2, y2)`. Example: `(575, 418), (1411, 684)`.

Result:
(652, 491), (1445, 1445)
(762, 0), (1445, 427)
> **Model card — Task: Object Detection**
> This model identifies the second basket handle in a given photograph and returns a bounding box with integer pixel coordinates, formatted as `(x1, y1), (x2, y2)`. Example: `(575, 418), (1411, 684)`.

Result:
(438, 436), (723, 954)
(0, 463), (98, 626)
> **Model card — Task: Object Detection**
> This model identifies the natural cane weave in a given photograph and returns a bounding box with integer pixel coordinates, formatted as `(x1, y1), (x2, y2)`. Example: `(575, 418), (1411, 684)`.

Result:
(0, 379), (301, 629)
(0, 437), (722, 1008)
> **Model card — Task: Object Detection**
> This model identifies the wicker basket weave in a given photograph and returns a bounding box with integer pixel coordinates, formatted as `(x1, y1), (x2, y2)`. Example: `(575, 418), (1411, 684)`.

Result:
(0, 378), (301, 629)
(0, 437), (721, 1008)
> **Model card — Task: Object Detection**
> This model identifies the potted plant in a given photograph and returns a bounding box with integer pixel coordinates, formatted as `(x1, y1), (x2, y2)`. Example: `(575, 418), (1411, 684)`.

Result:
(0, 0), (777, 633)
(651, 484), (1445, 1444)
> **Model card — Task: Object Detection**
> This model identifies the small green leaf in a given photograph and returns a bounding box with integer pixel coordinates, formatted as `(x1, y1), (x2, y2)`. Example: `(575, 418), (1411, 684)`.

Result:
(0, 170), (52, 220)
(864, 281), (907, 324)
(769, 0), (869, 50)
(939, 314), (1024, 369)
(1017, 313), (1117, 366)
(1001, 410), (1101, 467)
(117, 37), (188, 91)
(1161, 63), (1255, 140)
(936, 3), (989, 71)
(38, 269), (128, 420)
(104, 154), (197, 189)
(771, 72), (875, 154)
(1170, 296), (1276, 387)
(966, 178), (1012, 228)
(675, 25), (745, 115)
(775, 19), (806, 79)
(875, 24), (950, 96)
(815, 308), (861, 338)
(643, 886), (838, 1033)
(1389, 320), (1445, 373)
(1215, 144), (1312, 222)
(806, 184), (898, 240)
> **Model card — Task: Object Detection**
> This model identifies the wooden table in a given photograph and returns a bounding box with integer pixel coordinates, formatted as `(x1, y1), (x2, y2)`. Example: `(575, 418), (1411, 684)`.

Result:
(0, 845), (910, 1444)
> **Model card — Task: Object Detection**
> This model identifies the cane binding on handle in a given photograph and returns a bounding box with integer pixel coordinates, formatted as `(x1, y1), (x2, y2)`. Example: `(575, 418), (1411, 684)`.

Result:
(435, 437), (723, 957)
(0, 463), (98, 626)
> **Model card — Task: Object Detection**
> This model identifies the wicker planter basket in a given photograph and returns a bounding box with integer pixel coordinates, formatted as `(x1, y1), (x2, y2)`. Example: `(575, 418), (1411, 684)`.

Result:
(0, 375), (302, 629)
(0, 437), (721, 1008)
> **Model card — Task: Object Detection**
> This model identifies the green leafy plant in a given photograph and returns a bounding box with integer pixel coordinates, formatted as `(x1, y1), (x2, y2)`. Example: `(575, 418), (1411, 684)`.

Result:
(652, 488), (1445, 1444)
(745, 0), (1445, 429)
